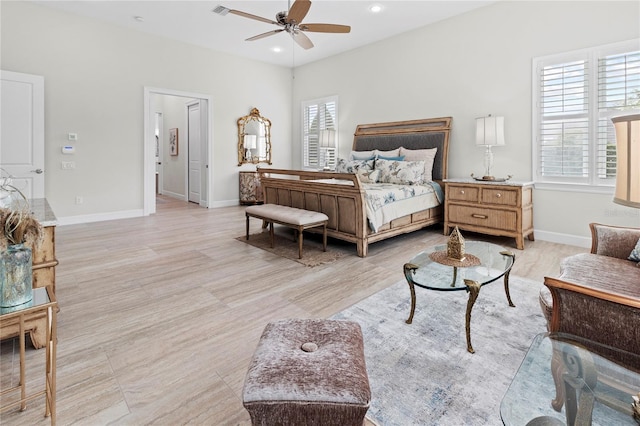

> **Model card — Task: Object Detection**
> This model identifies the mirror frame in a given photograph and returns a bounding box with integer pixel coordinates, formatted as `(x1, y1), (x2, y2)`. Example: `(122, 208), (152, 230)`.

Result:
(237, 108), (272, 166)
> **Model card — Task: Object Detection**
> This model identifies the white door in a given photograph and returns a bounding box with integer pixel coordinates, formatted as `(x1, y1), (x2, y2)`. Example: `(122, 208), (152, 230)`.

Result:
(187, 101), (201, 204)
(154, 112), (163, 195)
(0, 71), (45, 199)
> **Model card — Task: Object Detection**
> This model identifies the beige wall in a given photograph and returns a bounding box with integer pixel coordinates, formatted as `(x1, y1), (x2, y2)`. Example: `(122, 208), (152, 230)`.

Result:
(291, 1), (640, 245)
(1, 1), (293, 221)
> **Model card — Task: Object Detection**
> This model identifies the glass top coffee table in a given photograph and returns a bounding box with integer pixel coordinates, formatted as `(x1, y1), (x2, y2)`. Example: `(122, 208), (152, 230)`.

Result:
(501, 332), (640, 426)
(403, 241), (516, 353)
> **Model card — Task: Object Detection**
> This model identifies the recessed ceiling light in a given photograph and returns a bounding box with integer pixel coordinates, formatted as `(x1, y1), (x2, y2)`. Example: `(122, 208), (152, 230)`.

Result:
(369, 4), (383, 13)
(272, 47), (283, 53)
(133, 16), (144, 22)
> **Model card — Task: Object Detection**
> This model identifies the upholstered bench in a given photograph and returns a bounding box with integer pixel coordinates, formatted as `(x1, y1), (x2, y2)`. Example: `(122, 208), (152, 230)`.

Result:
(242, 319), (371, 426)
(245, 204), (329, 259)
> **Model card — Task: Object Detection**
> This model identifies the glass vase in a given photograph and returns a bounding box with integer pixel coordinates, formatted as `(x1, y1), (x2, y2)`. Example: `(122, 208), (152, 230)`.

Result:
(0, 243), (33, 308)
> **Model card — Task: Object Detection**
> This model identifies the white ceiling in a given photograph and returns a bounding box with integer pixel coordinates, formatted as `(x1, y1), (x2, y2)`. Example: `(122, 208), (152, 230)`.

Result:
(33, 1), (495, 68)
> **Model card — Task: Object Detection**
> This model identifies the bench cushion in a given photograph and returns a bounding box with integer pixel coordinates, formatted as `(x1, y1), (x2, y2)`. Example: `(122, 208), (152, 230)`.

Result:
(246, 204), (328, 226)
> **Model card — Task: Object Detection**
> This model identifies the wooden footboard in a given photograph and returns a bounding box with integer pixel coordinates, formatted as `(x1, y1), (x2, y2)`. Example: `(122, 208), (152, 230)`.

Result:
(257, 168), (442, 257)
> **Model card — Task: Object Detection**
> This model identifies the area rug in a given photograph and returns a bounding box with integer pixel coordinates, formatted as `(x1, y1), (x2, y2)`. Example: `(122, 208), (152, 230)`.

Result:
(236, 230), (347, 267)
(331, 275), (548, 425)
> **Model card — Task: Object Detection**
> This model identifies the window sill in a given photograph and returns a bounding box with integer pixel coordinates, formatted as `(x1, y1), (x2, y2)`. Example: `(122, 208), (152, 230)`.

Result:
(534, 181), (614, 195)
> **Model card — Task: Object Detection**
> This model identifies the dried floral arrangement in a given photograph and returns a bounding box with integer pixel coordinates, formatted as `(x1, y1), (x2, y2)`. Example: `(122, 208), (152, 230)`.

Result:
(0, 170), (43, 252)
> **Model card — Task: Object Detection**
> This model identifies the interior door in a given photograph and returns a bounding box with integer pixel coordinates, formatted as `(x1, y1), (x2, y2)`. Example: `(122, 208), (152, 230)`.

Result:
(187, 101), (201, 203)
(0, 70), (45, 199)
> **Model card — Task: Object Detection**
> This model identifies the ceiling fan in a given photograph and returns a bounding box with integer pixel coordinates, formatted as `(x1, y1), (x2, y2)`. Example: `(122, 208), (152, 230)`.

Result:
(213, 0), (351, 50)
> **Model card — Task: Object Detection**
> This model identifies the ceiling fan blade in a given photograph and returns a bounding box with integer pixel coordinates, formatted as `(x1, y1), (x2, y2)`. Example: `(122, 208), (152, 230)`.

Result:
(299, 23), (351, 34)
(290, 30), (314, 50)
(229, 9), (278, 25)
(286, 0), (311, 24)
(246, 29), (284, 41)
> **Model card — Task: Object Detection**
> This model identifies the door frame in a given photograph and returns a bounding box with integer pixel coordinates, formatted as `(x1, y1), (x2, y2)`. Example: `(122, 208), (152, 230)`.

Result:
(143, 87), (213, 215)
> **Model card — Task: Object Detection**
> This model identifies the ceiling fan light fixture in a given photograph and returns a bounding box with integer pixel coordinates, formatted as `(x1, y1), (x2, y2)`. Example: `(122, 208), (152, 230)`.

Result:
(212, 5), (230, 16)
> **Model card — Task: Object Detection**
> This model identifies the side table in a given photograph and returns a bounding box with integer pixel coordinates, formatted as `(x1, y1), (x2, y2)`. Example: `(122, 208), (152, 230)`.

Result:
(239, 171), (263, 205)
(0, 286), (57, 425)
(444, 179), (534, 250)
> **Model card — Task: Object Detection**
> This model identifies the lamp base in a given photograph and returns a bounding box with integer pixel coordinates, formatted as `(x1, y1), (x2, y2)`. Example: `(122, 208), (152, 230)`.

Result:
(471, 173), (512, 182)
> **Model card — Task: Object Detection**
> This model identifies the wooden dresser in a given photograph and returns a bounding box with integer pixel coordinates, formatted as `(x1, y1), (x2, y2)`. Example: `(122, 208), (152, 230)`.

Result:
(444, 179), (534, 250)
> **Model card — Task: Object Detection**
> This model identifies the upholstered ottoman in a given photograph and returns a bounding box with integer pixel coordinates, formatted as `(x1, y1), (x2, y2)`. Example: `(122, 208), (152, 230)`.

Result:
(242, 319), (371, 426)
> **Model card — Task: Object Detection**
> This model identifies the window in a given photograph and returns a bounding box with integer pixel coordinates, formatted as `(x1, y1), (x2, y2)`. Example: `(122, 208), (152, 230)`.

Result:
(302, 96), (338, 170)
(533, 39), (640, 190)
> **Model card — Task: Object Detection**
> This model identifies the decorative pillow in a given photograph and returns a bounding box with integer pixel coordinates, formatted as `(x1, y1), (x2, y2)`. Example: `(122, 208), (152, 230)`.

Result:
(629, 238), (640, 262)
(377, 155), (405, 161)
(356, 168), (381, 183)
(335, 158), (374, 173)
(350, 150), (375, 161)
(375, 158), (426, 185)
(374, 148), (401, 158)
(399, 147), (438, 182)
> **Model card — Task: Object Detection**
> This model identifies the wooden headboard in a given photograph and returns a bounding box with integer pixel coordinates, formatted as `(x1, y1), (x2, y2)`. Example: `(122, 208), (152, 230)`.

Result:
(352, 117), (452, 181)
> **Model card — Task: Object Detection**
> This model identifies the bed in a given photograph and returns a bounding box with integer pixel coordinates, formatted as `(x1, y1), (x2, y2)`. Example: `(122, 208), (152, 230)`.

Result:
(256, 117), (451, 257)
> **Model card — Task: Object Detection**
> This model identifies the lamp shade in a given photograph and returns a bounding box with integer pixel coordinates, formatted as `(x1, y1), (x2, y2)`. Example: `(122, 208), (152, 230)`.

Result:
(319, 129), (336, 148)
(244, 134), (257, 150)
(612, 114), (640, 208)
(476, 116), (505, 147)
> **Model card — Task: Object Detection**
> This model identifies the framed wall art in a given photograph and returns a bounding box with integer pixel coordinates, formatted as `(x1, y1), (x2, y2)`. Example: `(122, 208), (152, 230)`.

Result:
(169, 128), (178, 156)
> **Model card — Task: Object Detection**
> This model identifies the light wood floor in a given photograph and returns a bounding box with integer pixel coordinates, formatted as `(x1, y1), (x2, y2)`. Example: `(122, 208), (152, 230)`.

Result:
(0, 196), (586, 425)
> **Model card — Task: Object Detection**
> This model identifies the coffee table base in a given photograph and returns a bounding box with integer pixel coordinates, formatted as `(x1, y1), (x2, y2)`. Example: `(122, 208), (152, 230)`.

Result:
(403, 250), (516, 354)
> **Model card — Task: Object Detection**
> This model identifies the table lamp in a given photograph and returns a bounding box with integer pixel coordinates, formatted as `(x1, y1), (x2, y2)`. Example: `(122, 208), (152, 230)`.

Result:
(475, 115), (505, 181)
(244, 134), (257, 162)
(612, 114), (640, 208)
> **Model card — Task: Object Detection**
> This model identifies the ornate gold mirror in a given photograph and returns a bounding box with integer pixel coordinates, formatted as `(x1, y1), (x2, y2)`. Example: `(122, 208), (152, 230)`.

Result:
(238, 108), (272, 166)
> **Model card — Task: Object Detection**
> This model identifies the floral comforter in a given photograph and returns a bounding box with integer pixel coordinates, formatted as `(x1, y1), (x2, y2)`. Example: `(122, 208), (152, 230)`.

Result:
(362, 181), (443, 232)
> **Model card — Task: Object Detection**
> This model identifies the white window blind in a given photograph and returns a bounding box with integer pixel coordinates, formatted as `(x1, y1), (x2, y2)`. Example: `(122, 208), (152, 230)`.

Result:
(533, 39), (640, 189)
(302, 96), (338, 170)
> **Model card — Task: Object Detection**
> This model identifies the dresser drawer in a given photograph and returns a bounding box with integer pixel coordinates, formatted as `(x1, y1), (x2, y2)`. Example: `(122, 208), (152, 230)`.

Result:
(447, 185), (479, 202)
(448, 205), (517, 232)
(481, 188), (518, 206)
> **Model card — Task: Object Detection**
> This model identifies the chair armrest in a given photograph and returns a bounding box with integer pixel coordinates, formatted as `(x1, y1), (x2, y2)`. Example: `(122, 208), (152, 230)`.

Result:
(589, 222), (640, 259)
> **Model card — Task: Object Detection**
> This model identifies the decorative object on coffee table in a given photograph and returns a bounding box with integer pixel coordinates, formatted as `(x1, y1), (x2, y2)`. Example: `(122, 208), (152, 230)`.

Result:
(447, 226), (465, 260)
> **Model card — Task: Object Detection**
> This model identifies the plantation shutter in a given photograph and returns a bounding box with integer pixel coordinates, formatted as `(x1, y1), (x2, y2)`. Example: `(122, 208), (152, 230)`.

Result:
(302, 97), (338, 169)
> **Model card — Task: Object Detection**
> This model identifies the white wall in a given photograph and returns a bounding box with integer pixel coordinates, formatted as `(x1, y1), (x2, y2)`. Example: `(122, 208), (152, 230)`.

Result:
(0, 1), (293, 221)
(292, 1), (640, 245)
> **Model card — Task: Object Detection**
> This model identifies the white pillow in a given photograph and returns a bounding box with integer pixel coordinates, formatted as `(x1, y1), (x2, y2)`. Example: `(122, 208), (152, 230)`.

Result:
(375, 158), (426, 185)
(374, 148), (401, 158)
(399, 147), (438, 182)
(350, 150), (375, 160)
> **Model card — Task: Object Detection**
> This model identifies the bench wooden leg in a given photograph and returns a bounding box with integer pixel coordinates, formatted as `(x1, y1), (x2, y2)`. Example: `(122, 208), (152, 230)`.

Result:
(322, 224), (327, 252)
(269, 222), (274, 248)
(298, 226), (304, 259)
(246, 214), (250, 240)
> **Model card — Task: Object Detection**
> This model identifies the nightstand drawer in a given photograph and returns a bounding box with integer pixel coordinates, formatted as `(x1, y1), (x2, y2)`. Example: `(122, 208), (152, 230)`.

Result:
(448, 205), (517, 232)
(447, 186), (479, 202)
(481, 188), (518, 206)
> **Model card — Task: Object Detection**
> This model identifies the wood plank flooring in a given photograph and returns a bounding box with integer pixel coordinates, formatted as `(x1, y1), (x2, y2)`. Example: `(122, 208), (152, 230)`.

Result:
(0, 196), (586, 425)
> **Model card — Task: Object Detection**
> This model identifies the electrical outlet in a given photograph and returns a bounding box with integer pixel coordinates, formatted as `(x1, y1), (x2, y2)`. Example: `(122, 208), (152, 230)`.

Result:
(75, 196), (83, 205)
(61, 161), (75, 170)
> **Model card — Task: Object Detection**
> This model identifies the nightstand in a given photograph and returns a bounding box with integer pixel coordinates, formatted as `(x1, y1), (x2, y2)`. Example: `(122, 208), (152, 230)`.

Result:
(239, 171), (263, 205)
(444, 179), (534, 250)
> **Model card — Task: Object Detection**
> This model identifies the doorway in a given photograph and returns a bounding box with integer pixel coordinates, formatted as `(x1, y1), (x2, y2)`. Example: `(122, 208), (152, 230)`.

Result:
(143, 87), (213, 215)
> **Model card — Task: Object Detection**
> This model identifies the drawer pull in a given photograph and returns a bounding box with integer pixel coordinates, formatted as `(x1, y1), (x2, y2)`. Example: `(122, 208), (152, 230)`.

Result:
(460, 190), (465, 195)
(472, 214), (488, 219)
(496, 193), (501, 198)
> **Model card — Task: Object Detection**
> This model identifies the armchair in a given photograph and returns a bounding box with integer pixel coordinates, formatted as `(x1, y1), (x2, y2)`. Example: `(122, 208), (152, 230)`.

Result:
(539, 223), (640, 410)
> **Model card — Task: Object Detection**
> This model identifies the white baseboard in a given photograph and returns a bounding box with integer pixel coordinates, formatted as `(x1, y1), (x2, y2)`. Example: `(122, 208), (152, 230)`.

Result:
(535, 229), (591, 248)
(57, 209), (144, 226)
(209, 199), (243, 208)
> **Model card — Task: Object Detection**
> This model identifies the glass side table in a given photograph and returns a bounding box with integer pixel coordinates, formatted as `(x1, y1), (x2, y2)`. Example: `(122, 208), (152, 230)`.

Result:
(501, 332), (640, 426)
(403, 241), (515, 353)
(0, 286), (57, 425)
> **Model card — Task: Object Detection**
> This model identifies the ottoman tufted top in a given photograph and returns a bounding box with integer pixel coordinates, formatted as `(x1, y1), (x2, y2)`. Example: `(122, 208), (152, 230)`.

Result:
(242, 318), (371, 407)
